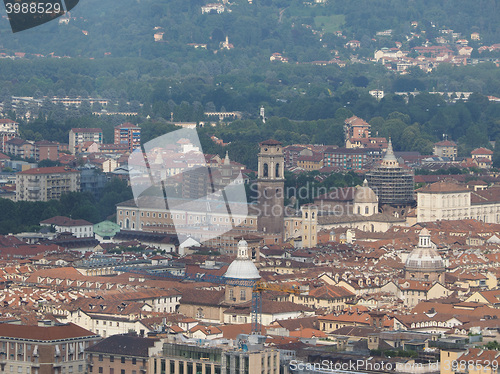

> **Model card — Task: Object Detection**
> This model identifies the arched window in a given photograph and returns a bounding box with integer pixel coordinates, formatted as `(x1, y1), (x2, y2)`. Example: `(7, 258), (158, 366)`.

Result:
(365, 206), (369, 214)
(305, 212), (308, 218)
(357, 206), (361, 214)
(263, 163), (268, 177)
(240, 289), (246, 301)
(374, 206), (377, 214)
(275, 163), (280, 177)
(312, 212), (315, 219)
(125, 218), (130, 229)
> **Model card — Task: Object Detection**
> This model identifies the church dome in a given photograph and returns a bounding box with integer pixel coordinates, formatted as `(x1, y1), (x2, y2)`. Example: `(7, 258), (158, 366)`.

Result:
(405, 247), (444, 271)
(224, 239), (260, 280)
(354, 180), (378, 204)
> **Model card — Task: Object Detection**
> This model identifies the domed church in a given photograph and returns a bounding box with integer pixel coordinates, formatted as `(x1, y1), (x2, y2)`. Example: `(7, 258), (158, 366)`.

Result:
(224, 239), (260, 305)
(404, 228), (445, 283)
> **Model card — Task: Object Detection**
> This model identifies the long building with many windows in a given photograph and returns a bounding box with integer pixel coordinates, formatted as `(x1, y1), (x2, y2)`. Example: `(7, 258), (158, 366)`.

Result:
(0, 322), (99, 374)
(416, 180), (500, 224)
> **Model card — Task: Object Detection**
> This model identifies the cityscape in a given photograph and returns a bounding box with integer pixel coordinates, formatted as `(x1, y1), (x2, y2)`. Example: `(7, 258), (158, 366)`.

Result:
(1, 0), (500, 374)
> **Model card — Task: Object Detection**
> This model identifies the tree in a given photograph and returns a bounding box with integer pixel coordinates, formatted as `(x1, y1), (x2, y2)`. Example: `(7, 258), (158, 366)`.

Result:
(493, 136), (500, 168)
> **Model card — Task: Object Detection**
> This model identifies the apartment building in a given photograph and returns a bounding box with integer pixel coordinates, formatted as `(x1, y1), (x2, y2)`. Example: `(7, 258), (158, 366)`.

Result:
(114, 123), (141, 151)
(0, 118), (19, 151)
(0, 322), (100, 374)
(69, 128), (103, 154)
(16, 166), (81, 202)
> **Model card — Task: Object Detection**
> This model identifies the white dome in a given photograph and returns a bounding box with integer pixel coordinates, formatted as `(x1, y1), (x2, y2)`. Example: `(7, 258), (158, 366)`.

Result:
(224, 239), (260, 280)
(354, 185), (378, 204)
(405, 247), (444, 271)
(224, 259), (260, 280)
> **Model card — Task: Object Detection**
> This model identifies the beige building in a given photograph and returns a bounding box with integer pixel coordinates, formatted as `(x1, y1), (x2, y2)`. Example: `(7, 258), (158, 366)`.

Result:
(0, 322), (99, 374)
(16, 166), (81, 202)
(433, 140), (457, 160)
(417, 180), (500, 223)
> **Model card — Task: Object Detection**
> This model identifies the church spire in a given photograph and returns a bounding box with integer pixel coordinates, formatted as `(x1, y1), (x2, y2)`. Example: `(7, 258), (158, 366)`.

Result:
(381, 137), (398, 167)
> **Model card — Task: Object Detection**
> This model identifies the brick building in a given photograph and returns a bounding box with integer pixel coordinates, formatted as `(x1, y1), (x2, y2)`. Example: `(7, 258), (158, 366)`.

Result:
(114, 123), (141, 151)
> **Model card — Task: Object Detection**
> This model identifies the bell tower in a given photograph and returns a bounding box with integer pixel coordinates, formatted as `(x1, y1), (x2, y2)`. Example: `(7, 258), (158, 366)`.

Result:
(257, 139), (285, 235)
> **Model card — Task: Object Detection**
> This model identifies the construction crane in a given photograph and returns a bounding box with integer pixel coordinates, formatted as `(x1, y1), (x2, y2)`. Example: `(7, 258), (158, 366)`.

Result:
(251, 280), (301, 334)
(115, 266), (301, 334)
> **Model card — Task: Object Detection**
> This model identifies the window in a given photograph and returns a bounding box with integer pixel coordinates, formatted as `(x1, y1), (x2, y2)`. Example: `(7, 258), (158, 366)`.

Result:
(98, 368), (103, 374)
(109, 356), (114, 363)
(132, 358), (136, 365)
(98, 355), (103, 362)
(121, 357), (125, 364)
(121, 370), (125, 374)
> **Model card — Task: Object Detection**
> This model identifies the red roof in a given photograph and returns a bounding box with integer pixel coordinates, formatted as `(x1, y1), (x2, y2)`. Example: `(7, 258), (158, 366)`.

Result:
(260, 139), (282, 146)
(18, 166), (78, 175)
(0, 323), (97, 340)
(434, 140), (457, 147)
(0, 119), (17, 124)
(40, 216), (92, 227)
(471, 147), (493, 155)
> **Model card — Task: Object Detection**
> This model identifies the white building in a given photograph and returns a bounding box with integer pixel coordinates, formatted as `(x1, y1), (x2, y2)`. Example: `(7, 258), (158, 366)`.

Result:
(40, 216), (94, 238)
(417, 180), (500, 223)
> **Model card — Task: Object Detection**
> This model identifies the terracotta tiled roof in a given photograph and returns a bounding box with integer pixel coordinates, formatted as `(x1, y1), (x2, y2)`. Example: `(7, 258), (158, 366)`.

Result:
(0, 322), (96, 340)
(471, 147), (493, 155)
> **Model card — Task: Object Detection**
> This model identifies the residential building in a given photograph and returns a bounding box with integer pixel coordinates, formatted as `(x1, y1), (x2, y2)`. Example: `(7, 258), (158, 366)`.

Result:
(471, 147), (494, 168)
(16, 166), (81, 202)
(0, 322), (100, 374)
(85, 334), (161, 374)
(69, 128), (103, 154)
(344, 116), (370, 144)
(323, 147), (383, 170)
(296, 153), (323, 171)
(34, 140), (59, 161)
(114, 123), (141, 151)
(40, 216), (94, 238)
(5, 138), (34, 159)
(0, 119), (19, 151)
(433, 140), (457, 160)
(80, 168), (108, 198)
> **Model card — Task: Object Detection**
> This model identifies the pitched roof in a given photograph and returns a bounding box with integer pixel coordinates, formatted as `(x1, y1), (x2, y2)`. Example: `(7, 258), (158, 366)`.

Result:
(471, 147), (493, 155)
(0, 323), (96, 341)
(40, 216), (93, 227)
(260, 139), (282, 146)
(85, 334), (158, 357)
